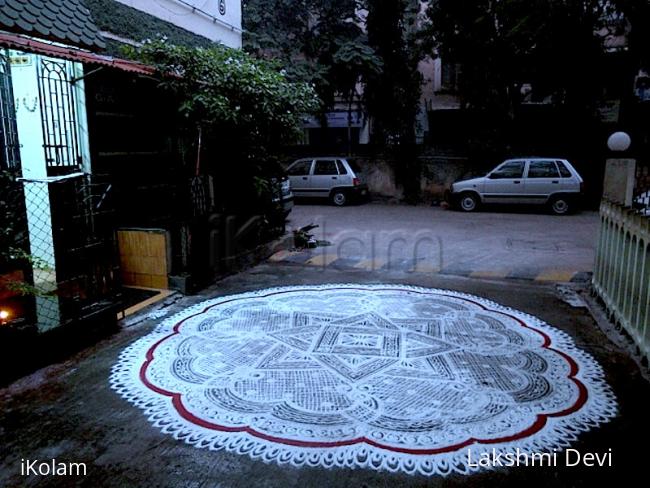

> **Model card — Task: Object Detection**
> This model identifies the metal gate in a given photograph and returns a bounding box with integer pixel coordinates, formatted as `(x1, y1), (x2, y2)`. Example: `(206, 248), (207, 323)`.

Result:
(17, 173), (120, 327)
(0, 50), (20, 170)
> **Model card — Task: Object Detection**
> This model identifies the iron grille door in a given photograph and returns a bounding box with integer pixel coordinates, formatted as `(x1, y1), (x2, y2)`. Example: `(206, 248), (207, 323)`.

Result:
(0, 50), (20, 170)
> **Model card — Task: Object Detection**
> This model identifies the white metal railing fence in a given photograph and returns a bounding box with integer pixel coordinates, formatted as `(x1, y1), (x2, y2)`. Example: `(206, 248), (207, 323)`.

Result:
(593, 200), (650, 362)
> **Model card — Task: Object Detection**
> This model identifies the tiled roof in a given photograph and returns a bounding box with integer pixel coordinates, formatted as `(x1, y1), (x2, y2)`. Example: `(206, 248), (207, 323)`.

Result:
(0, 31), (154, 74)
(0, 0), (105, 51)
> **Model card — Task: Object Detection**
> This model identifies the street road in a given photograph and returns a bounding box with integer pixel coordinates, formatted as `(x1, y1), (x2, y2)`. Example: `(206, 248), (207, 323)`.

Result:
(278, 203), (599, 282)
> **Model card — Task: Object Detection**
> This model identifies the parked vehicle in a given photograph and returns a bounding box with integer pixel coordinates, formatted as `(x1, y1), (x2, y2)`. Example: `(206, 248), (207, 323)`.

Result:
(447, 158), (584, 215)
(247, 167), (293, 232)
(286, 158), (368, 206)
(269, 175), (294, 217)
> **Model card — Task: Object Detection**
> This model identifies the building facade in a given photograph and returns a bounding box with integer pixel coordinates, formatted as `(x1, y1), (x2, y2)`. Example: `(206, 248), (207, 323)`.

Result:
(0, 0), (116, 331)
(85, 0), (242, 53)
(1, 0), (244, 333)
(113, 0), (241, 48)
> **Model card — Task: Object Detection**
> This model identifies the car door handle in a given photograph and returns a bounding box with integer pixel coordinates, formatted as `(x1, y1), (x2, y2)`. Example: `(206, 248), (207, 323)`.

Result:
(332, 176), (337, 180)
(513, 180), (521, 184)
(302, 176), (308, 180)
(552, 180), (559, 184)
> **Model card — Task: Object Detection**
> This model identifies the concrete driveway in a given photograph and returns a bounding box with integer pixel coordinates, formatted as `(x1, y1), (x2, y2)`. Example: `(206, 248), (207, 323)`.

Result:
(2, 203), (644, 488)
(0, 264), (647, 487)
(275, 203), (599, 282)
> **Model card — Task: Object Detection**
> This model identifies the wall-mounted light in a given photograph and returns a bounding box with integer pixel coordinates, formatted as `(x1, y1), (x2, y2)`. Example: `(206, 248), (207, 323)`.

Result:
(0, 309), (9, 325)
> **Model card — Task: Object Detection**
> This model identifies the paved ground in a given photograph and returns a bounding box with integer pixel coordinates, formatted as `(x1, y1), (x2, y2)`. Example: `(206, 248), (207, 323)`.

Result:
(0, 261), (648, 487)
(274, 203), (599, 282)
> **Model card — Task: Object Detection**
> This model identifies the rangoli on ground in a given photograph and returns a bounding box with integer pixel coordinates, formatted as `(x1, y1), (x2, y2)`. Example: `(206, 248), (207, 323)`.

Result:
(110, 284), (616, 476)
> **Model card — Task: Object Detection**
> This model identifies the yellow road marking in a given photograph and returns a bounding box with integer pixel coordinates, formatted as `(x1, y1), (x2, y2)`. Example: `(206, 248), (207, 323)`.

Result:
(268, 250), (290, 262)
(535, 269), (577, 282)
(413, 261), (441, 273)
(305, 254), (339, 267)
(469, 270), (509, 279)
(353, 258), (387, 271)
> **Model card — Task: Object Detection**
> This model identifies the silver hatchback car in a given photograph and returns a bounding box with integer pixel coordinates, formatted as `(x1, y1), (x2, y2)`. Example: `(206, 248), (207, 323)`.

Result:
(447, 158), (584, 215)
(286, 157), (368, 206)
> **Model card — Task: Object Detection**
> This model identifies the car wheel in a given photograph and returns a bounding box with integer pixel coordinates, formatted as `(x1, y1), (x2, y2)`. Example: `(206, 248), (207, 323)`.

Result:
(459, 193), (479, 212)
(549, 196), (571, 215)
(331, 191), (347, 206)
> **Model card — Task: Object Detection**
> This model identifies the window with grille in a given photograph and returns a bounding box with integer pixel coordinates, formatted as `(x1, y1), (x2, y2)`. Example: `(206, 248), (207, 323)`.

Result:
(37, 58), (81, 172)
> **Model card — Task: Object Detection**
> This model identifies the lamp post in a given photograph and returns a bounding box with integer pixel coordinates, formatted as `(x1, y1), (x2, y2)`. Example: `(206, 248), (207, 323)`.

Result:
(603, 131), (635, 207)
(607, 131), (631, 152)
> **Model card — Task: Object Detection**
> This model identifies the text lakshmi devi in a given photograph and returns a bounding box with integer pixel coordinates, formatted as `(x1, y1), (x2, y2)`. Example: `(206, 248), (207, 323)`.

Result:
(466, 448), (613, 468)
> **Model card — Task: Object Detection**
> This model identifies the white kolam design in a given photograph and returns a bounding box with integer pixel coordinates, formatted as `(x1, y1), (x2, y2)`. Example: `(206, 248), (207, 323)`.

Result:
(110, 284), (617, 476)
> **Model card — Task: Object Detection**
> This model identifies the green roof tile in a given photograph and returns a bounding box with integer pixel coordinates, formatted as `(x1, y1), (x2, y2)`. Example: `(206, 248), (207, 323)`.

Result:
(0, 0), (105, 50)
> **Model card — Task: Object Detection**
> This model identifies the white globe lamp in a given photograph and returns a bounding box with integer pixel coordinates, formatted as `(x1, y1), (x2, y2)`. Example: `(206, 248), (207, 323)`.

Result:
(607, 131), (631, 152)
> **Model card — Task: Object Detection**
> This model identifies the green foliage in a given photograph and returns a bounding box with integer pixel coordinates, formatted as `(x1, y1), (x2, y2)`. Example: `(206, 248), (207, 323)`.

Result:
(332, 41), (384, 99)
(243, 0), (311, 57)
(426, 0), (614, 114)
(364, 0), (429, 202)
(3, 248), (49, 271)
(365, 0), (427, 147)
(122, 39), (319, 160)
(0, 169), (53, 297)
(612, 0), (650, 69)
(0, 168), (27, 269)
(120, 40), (319, 229)
(3, 248), (55, 298)
(243, 0), (382, 117)
(244, 0), (429, 200)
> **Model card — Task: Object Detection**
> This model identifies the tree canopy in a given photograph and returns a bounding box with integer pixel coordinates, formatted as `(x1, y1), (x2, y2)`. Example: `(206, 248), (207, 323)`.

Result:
(243, 0), (381, 118)
(365, 0), (427, 147)
(426, 0), (621, 114)
(423, 0), (647, 163)
(243, 0), (431, 201)
(124, 39), (319, 162)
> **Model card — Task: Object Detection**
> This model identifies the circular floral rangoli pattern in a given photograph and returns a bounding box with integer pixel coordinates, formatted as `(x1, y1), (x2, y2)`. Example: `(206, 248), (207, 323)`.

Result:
(111, 284), (616, 476)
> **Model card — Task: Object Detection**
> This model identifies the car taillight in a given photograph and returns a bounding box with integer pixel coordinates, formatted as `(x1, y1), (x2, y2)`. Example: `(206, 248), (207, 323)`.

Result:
(353, 178), (360, 186)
